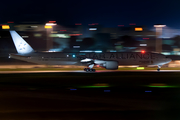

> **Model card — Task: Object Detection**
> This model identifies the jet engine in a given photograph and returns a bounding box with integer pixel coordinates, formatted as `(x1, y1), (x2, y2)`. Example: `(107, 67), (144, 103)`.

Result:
(105, 61), (118, 70)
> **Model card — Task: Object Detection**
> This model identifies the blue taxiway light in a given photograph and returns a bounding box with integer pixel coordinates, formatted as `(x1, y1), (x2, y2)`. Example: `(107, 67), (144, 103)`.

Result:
(145, 91), (152, 92)
(70, 89), (77, 91)
(104, 90), (111, 92)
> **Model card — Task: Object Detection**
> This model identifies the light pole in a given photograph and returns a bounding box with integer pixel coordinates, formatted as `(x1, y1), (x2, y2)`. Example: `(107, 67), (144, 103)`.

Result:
(154, 24), (166, 53)
(44, 22), (57, 51)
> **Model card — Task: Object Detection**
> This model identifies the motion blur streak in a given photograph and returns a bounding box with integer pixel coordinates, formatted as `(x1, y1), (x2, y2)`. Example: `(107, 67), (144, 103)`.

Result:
(148, 83), (176, 88)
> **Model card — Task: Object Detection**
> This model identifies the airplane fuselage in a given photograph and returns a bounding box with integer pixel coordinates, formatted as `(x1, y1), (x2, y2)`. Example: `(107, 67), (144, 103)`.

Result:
(9, 52), (171, 66)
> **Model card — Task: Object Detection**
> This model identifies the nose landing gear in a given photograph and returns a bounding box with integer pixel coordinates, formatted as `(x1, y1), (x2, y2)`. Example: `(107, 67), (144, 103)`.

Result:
(157, 65), (162, 71)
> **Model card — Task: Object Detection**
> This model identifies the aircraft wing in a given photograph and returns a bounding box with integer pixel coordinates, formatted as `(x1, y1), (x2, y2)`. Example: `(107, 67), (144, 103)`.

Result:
(79, 56), (118, 70)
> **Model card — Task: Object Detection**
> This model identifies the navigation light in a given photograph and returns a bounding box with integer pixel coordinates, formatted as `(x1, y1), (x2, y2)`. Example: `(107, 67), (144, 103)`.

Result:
(141, 50), (145, 54)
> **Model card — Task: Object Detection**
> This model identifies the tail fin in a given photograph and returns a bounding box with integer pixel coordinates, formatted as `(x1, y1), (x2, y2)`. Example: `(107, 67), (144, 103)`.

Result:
(10, 31), (34, 54)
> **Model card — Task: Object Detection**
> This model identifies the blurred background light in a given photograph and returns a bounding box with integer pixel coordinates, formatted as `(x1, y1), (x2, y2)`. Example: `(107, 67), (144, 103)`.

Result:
(140, 44), (147, 46)
(89, 28), (97, 31)
(73, 46), (80, 48)
(49, 21), (56, 23)
(2, 25), (10, 29)
(95, 50), (102, 53)
(45, 23), (57, 26)
(154, 25), (166, 27)
(44, 25), (52, 29)
(135, 28), (143, 31)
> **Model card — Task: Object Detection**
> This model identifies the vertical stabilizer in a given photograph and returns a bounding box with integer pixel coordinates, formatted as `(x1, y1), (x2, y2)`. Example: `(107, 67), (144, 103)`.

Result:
(10, 31), (34, 54)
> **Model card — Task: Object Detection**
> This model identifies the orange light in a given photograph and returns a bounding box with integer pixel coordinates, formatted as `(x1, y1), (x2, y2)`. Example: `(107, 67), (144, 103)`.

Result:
(69, 34), (82, 36)
(135, 28), (143, 31)
(141, 50), (145, 53)
(49, 21), (56, 23)
(2, 25), (10, 29)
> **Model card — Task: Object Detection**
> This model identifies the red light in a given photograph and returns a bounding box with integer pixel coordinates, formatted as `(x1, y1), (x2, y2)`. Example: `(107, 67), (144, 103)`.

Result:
(88, 23), (98, 25)
(129, 23), (136, 25)
(93, 23), (99, 25)
(143, 38), (149, 40)
(7, 21), (14, 23)
(49, 21), (56, 23)
(141, 50), (145, 53)
(75, 23), (82, 25)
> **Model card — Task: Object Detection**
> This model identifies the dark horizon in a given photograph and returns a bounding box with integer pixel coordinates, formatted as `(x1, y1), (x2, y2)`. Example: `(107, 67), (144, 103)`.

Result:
(0, 0), (180, 29)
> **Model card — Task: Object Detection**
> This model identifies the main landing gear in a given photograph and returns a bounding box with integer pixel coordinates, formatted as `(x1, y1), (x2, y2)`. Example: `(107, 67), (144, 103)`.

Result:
(84, 64), (96, 72)
(157, 65), (162, 71)
(84, 68), (96, 72)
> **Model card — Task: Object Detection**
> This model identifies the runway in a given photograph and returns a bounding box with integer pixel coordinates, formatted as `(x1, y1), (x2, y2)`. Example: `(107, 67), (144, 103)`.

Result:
(0, 69), (180, 119)
(1, 70), (180, 74)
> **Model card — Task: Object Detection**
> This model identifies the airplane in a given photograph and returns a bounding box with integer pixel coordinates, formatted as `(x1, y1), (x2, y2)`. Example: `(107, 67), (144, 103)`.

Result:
(9, 30), (172, 72)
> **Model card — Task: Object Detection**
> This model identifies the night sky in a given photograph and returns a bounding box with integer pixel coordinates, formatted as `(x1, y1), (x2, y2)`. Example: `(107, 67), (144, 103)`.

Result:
(1, 0), (180, 28)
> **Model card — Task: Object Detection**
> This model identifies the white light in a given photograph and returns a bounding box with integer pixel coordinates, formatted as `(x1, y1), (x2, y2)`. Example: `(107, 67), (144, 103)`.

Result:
(176, 52), (180, 55)
(161, 52), (171, 55)
(95, 50), (102, 53)
(31, 26), (38, 28)
(110, 50), (117, 52)
(81, 58), (92, 62)
(72, 55), (76, 58)
(49, 34), (70, 38)
(45, 23), (57, 26)
(154, 25), (166, 28)
(80, 50), (93, 52)
(140, 44), (147, 46)
(89, 28), (97, 31)
(67, 55), (69, 57)
(21, 36), (29, 38)
(73, 46), (80, 48)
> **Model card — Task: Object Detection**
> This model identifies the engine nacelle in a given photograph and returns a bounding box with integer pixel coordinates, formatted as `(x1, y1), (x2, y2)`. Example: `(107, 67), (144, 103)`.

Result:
(105, 61), (118, 70)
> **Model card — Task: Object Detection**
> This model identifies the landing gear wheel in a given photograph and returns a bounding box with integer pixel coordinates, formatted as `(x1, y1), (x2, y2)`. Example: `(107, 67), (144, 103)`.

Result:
(92, 69), (96, 72)
(86, 68), (90, 72)
(84, 68), (96, 72)
(157, 68), (160, 71)
(84, 68), (90, 72)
